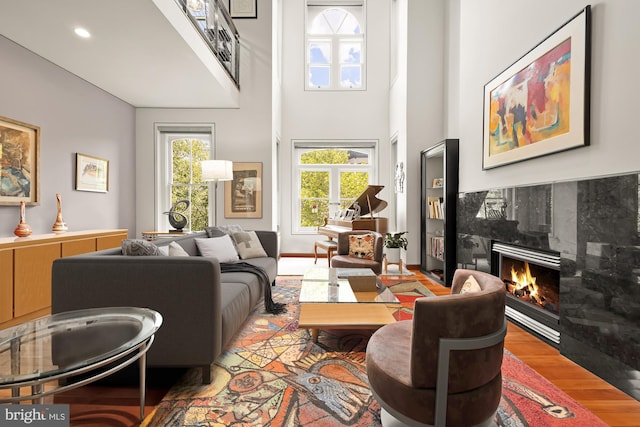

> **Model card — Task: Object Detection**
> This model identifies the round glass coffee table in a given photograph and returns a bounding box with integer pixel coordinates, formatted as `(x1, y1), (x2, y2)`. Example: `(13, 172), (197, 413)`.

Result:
(0, 307), (162, 420)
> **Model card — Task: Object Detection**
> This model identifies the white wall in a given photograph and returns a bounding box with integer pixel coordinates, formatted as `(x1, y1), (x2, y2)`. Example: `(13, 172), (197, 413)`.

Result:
(405, 0), (447, 264)
(279, 0), (392, 254)
(0, 36), (136, 237)
(135, 5), (274, 237)
(453, 0), (640, 193)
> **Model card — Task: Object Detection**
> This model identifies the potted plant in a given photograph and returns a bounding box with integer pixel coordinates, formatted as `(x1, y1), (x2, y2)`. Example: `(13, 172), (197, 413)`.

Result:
(384, 232), (408, 263)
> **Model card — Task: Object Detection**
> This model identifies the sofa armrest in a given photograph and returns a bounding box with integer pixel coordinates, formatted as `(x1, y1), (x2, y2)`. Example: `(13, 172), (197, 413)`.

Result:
(51, 255), (223, 367)
(254, 230), (278, 259)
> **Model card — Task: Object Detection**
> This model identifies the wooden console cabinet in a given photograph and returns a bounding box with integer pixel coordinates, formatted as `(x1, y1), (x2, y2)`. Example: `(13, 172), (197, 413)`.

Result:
(0, 229), (128, 328)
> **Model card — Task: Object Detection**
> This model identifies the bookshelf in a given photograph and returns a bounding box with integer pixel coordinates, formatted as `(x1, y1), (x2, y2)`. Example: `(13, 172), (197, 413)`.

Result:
(420, 139), (459, 286)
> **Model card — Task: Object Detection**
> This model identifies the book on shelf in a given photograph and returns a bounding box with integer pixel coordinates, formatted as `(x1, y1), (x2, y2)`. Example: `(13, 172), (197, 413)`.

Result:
(428, 236), (445, 260)
(427, 197), (445, 219)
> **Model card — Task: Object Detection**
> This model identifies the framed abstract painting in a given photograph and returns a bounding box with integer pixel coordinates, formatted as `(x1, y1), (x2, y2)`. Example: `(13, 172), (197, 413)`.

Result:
(0, 116), (40, 206)
(75, 153), (109, 193)
(483, 6), (591, 170)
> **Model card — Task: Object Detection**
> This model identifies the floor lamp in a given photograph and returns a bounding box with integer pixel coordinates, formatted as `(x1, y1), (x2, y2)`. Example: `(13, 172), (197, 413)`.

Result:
(201, 160), (233, 226)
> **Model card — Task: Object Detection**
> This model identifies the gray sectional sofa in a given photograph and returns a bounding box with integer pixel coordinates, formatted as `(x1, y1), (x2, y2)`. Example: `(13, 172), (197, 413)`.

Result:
(51, 230), (278, 384)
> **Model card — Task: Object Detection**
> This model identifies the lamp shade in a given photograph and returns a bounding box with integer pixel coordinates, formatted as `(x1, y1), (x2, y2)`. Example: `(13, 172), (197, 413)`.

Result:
(201, 160), (233, 181)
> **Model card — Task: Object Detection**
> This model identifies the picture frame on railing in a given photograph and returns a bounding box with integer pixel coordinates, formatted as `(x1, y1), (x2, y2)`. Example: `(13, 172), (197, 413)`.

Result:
(0, 115), (40, 206)
(225, 162), (262, 218)
(482, 6), (591, 170)
(75, 153), (109, 193)
(229, 0), (257, 19)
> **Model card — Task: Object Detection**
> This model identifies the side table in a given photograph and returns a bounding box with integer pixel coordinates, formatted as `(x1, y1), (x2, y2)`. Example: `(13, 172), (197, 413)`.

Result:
(0, 307), (162, 421)
(383, 256), (403, 274)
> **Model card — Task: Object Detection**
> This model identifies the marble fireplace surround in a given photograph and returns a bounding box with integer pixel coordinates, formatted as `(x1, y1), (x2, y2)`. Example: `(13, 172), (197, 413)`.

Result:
(457, 172), (640, 401)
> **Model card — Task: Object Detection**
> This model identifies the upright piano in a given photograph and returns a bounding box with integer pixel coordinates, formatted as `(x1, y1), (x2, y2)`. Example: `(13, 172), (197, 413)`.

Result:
(317, 185), (388, 239)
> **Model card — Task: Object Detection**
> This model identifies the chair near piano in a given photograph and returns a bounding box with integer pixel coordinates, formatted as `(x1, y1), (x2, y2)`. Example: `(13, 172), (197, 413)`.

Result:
(330, 230), (385, 274)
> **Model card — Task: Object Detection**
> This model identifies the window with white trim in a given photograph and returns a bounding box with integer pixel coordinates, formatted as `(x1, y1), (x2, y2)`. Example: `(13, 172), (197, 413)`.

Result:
(294, 141), (376, 233)
(156, 127), (213, 231)
(306, 1), (366, 90)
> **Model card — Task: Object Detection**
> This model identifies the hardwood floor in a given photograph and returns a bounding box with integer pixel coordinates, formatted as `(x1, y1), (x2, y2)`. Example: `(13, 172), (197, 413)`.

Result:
(3, 268), (640, 426)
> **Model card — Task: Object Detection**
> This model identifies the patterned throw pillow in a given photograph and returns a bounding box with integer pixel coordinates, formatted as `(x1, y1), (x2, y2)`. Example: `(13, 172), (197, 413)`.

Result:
(122, 239), (162, 256)
(460, 274), (482, 293)
(231, 231), (267, 259)
(348, 234), (375, 259)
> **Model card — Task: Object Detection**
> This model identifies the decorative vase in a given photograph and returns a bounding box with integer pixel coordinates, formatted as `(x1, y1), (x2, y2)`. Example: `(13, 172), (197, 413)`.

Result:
(14, 201), (32, 237)
(385, 247), (401, 263)
(51, 193), (68, 233)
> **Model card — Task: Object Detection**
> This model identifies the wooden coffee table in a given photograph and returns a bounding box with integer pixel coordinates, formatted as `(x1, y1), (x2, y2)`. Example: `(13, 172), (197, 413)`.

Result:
(298, 268), (399, 341)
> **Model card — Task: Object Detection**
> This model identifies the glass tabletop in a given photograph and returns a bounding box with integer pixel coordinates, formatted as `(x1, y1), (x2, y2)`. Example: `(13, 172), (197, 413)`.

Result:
(302, 267), (377, 282)
(300, 279), (399, 304)
(0, 307), (162, 386)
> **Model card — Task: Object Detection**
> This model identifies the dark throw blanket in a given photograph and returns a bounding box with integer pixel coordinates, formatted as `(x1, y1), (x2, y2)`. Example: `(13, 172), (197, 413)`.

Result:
(220, 262), (287, 314)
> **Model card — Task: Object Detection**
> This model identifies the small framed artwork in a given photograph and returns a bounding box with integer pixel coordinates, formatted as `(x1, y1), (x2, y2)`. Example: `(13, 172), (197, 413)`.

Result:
(344, 209), (355, 220)
(0, 116), (40, 206)
(225, 162), (262, 218)
(482, 6), (591, 169)
(229, 0), (257, 19)
(75, 153), (109, 192)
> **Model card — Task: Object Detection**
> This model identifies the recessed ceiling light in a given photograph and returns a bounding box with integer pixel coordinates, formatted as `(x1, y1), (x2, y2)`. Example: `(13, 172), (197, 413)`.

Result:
(74, 27), (91, 38)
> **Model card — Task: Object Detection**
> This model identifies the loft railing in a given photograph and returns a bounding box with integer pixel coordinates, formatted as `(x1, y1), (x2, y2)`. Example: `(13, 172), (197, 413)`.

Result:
(176, 0), (240, 88)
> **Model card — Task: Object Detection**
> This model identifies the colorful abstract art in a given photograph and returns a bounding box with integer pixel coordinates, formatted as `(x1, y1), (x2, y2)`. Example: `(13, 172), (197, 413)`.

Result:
(488, 38), (572, 154)
(483, 6), (591, 169)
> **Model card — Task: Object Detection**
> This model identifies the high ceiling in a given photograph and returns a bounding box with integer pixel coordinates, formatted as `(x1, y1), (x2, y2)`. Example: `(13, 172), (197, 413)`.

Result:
(0, 0), (239, 108)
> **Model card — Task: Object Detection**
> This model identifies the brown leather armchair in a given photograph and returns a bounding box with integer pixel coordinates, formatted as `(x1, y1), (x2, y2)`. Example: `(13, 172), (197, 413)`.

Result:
(366, 269), (507, 426)
(330, 230), (384, 274)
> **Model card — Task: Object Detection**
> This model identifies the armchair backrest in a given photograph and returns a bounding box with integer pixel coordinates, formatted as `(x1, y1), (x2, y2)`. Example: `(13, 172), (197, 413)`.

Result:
(336, 230), (384, 262)
(410, 269), (505, 393)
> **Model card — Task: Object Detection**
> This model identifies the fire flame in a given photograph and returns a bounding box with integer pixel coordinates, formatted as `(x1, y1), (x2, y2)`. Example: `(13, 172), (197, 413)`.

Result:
(510, 262), (539, 300)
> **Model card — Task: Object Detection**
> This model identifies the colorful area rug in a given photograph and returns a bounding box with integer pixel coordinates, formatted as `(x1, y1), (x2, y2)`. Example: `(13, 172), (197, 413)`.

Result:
(142, 278), (606, 427)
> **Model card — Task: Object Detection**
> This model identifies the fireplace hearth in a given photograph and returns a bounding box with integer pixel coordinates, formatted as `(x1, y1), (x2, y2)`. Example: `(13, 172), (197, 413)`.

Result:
(457, 174), (640, 400)
(492, 241), (561, 346)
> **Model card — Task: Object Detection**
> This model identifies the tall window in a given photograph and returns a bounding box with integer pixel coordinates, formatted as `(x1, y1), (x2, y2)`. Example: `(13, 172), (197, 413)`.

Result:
(157, 128), (213, 231)
(294, 141), (375, 233)
(306, 2), (366, 90)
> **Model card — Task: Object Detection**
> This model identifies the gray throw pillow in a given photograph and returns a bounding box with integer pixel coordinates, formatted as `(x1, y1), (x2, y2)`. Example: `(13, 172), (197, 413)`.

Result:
(122, 239), (162, 256)
(204, 226), (226, 238)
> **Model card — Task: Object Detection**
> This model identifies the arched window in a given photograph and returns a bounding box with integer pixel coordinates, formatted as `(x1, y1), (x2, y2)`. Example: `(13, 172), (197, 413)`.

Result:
(306, 2), (366, 90)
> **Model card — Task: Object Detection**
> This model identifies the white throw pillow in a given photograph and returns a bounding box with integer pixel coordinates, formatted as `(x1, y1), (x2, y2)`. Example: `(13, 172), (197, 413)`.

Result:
(168, 241), (190, 257)
(231, 231), (268, 259)
(195, 236), (239, 263)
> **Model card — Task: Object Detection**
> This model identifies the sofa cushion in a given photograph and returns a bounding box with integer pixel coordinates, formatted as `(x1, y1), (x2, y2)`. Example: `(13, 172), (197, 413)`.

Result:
(231, 231), (268, 259)
(122, 239), (162, 256)
(220, 282), (252, 348)
(195, 236), (239, 263)
(348, 233), (375, 259)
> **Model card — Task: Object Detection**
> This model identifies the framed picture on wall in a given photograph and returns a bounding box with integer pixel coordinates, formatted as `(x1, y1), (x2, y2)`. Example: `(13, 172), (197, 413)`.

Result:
(229, 0), (257, 19)
(0, 116), (40, 206)
(482, 6), (591, 170)
(224, 162), (262, 218)
(75, 153), (109, 192)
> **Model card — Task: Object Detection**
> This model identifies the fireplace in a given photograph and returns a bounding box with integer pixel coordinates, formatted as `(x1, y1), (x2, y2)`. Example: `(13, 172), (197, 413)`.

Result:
(491, 241), (561, 346)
